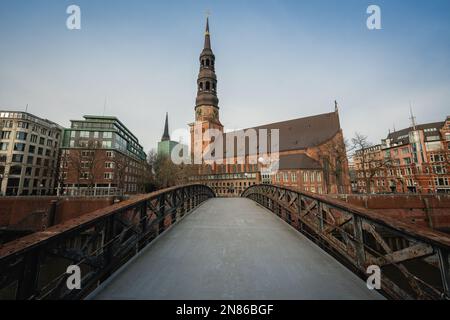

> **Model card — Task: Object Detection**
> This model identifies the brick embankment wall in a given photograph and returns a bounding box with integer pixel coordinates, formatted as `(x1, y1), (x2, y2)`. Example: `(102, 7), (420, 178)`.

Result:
(335, 194), (450, 231)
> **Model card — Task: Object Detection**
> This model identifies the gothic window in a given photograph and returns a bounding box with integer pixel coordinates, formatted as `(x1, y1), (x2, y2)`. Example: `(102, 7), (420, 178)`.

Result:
(206, 59), (210, 66)
(206, 81), (210, 90)
(201, 60), (204, 66)
(212, 82), (216, 91)
(199, 82), (203, 91)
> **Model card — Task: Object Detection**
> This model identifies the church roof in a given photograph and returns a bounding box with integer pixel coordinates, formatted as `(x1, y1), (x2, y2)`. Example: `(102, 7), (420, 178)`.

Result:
(221, 110), (341, 154)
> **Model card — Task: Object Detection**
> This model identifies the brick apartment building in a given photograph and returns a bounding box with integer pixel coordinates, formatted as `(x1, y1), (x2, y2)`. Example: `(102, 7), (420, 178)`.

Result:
(188, 18), (351, 197)
(354, 116), (450, 194)
(59, 115), (149, 196)
(0, 111), (62, 196)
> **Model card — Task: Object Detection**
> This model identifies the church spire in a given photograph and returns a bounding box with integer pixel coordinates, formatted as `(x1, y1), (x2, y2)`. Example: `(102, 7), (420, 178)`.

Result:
(161, 112), (170, 141)
(204, 17), (211, 50)
(195, 16), (219, 110)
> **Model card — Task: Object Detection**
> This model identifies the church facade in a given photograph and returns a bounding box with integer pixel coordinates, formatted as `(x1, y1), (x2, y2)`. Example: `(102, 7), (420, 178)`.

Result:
(189, 18), (351, 197)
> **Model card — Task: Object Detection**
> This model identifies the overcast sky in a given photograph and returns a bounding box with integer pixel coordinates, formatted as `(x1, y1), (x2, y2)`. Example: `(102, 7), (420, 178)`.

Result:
(1, 0), (449, 153)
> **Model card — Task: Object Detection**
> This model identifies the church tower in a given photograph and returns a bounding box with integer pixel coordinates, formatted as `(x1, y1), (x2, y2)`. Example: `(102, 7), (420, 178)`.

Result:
(190, 17), (223, 161)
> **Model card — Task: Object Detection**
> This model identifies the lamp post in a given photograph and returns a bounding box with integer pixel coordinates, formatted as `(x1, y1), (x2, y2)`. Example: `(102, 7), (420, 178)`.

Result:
(39, 183), (44, 196)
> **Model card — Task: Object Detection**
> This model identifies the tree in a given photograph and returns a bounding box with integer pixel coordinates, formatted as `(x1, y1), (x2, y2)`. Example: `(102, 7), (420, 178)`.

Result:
(350, 133), (392, 193)
(147, 150), (189, 189)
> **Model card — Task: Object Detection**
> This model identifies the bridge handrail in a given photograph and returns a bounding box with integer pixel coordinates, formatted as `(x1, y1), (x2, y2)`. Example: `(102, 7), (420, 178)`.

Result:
(242, 184), (450, 249)
(242, 184), (450, 300)
(0, 184), (215, 300)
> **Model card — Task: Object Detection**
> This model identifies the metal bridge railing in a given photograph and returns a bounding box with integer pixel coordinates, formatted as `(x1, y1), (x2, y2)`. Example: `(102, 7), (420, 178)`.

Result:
(242, 184), (450, 300)
(0, 184), (215, 300)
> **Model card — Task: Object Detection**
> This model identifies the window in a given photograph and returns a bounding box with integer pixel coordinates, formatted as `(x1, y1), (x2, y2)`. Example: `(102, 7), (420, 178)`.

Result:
(80, 131), (89, 138)
(39, 137), (45, 145)
(206, 81), (210, 90)
(9, 165), (22, 175)
(435, 178), (449, 186)
(310, 172), (315, 183)
(303, 171), (308, 182)
(104, 172), (113, 180)
(0, 142), (9, 151)
(102, 141), (112, 148)
(27, 156), (34, 165)
(105, 162), (114, 169)
(103, 132), (112, 139)
(1, 131), (11, 139)
(291, 173), (297, 183)
(16, 132), (28, 141)
(28, 145), (35, 154)
(80, 172), (89, 179)
(12, 154), (24, 163)
(106, 151), (114, 158)
(38, 147), (43, 155)
(283, 172), (288, 182)
(317, 172), (322, 182)
(401, 147), (410, 154)
(14, 143), (26, 152)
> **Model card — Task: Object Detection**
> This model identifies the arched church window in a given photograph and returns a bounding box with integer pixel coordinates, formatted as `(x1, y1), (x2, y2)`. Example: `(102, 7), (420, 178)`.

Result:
(212, 83), (216, 91)
(206, 59), (210, 66)
(201, 60), (205, 66)
(199, 82), (203, 91)
(206, 81), (210, 90)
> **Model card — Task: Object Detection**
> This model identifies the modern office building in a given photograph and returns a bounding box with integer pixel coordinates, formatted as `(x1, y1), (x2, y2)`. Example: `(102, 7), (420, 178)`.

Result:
(0, 111), (63, 196)
(60, 115), (148, 196)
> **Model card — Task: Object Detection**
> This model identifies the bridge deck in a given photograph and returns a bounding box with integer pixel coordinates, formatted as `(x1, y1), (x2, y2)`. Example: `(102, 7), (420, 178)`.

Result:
(90, 198), (384, 300)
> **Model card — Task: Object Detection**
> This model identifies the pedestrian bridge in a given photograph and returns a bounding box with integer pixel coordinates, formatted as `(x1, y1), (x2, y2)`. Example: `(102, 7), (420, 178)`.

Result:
(0, 184), (449, 300)
(89, 198), (381, 300)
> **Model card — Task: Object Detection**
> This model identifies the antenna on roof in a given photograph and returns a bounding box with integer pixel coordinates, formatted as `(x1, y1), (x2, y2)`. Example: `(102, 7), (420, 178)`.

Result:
(25, 104), (28, 113)
(334, 100), (339, 112)
(409, 101), (417, 130)
(393, 123), (396, 132)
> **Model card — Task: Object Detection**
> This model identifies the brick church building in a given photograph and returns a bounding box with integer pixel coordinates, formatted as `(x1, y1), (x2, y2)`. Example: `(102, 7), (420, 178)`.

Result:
(188, 18), (351, 197)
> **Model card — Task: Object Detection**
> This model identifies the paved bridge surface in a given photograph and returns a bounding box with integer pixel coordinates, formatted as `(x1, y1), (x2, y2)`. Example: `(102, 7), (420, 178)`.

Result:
(89, 198), (384, 300)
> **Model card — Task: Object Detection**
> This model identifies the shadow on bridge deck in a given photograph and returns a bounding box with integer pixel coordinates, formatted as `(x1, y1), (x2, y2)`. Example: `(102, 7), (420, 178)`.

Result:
(89, 198), (384, 300)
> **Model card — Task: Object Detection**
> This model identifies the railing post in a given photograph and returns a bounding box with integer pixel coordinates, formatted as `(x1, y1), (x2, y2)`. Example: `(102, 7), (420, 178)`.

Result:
(171, 191), (177, 225)
(353, 215), (366, 269)
(437, 248), (450, 298)
(315, 201), (323, 235)
(140, 200), (148, 246)
(181, 188), (185, 216)
(158, 193), (166, 234)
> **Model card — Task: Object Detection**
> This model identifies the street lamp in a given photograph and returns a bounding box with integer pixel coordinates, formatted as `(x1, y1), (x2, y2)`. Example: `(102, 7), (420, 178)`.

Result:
(39, 183), (44, 196)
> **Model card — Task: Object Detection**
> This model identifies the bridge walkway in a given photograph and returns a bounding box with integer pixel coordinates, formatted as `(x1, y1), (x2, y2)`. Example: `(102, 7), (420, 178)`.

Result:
(90, 198), (384, 300)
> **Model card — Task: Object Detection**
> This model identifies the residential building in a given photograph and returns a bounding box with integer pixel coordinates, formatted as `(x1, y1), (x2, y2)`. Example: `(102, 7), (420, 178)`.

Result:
(0, 111), (62, 196)
(354, 116), (450, 194)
